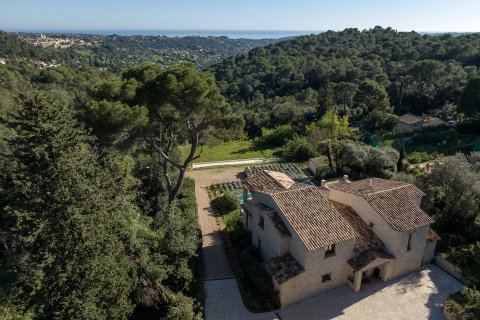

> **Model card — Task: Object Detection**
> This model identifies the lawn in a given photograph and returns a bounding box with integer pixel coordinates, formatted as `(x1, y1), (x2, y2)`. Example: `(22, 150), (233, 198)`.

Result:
(179, 140), (281, 163)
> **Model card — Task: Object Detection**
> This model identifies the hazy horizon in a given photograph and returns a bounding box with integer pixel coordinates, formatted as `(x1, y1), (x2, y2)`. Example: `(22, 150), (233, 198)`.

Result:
(2, 0), (479, 33)
(5, 28), (478, 40)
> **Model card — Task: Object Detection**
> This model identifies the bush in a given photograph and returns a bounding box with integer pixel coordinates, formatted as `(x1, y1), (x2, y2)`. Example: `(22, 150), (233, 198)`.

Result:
(405, 151), (439, 164)
(258, 124), (295, 147)
(447, 288), (480, 320)
(339, 143), (400, 178)
(341, 142), (369, 170)
(365, 147), (399, 178)
(282, 134), (316, 162)
(444, 242), (480, 285)
(211, 191), (238, 214)
(238, 247), (280, 311)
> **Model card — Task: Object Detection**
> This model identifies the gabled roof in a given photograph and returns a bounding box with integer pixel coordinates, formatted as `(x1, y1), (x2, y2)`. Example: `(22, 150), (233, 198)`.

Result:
(399, 113), (423, 125)
(265, 253), (304, 285)
(271, 186), (358, 251)
(329, 178), (432, 232)
(347, 249), (395, 271)
(242, 170), (306, 194)
(331, 201), (383, 253)
(328, 178), (425, 198)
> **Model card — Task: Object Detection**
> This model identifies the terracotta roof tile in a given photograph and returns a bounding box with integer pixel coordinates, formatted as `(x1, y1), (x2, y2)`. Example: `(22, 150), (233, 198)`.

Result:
(271, 186), (358, 251)
(347, 249), (394, 271)
(366, 193), (433, 231)
(265, 253), (304, 284)
(242, 170), (307, 194)
(329, 178), (432, 231)
(329, 178), (425, 197)
(427, 228), (441, 243)
(331, 201), (383, 253)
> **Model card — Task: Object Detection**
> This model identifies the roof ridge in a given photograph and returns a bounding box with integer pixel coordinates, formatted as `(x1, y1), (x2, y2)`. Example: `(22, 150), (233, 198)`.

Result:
(271, 184), (316, 196)
(365, 183), (412, 196)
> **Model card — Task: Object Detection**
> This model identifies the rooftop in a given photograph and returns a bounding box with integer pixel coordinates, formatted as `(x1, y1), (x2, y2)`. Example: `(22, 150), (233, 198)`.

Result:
(271, 186), (359, 250)
(399, 113), (424, 125)
(242, 170), (307, 194)
(427, 228), (441, 243)
(331, 201), (383, 253)
(329, 178), (432, 232)
(265, 253), (304, 284)
(328, 178), (425, 198)
(347, 249), (395, 271)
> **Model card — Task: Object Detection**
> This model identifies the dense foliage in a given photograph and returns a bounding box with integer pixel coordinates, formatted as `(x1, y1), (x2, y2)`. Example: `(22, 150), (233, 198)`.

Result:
(0, 87), (203, 319)
(211, 27), (480, 136)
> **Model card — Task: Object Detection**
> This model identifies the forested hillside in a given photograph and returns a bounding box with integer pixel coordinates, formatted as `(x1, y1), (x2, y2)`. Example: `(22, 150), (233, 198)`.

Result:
(211, 27), (480, 136)
(0, 31), (277, 71)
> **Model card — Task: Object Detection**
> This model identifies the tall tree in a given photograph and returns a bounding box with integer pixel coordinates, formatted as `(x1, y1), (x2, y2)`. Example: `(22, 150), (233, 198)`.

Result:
(353, 80), (391, 116)
(333, 82), (358, 115)
(0, 92), (138, 319)
(458, 78), (480, 117)
(129, 63), (244, 202)
(307, 110), (361, 170)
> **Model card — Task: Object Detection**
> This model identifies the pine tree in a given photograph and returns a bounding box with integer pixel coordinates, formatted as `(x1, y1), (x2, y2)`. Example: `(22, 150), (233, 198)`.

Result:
(1, 91), (137, 319)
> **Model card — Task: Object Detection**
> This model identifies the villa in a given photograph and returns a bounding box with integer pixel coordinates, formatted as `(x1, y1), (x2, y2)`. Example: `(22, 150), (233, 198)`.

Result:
(240, 171), (440, 307)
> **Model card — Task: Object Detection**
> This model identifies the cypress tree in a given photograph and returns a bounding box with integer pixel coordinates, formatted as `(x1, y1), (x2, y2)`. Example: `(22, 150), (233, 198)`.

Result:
(1, 91), (136, 319)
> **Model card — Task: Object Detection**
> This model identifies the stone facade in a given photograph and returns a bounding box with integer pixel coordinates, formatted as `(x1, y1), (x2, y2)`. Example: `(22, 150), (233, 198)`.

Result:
(241, 174), (438, 307)
(328, 188), (429, 278)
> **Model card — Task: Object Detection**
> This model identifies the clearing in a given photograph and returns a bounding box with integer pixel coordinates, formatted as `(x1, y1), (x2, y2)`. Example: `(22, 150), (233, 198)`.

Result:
(179, 140), (281, 163)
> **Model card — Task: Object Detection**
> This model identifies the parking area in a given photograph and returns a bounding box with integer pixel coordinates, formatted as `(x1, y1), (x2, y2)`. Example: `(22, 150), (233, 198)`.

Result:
(204, 265), (463, 320)
(278, 264), (463, 320)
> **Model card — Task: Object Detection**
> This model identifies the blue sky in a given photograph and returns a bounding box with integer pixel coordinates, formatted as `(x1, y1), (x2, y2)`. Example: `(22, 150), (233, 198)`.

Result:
(2, 0), (480, 32)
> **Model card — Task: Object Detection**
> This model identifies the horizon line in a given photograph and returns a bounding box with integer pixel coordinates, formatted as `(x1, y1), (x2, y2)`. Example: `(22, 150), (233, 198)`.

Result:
(4, 28), (480, 33)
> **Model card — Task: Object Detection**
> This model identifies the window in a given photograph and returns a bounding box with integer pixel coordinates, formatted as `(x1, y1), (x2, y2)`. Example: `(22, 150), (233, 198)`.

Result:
(369, 222), (374, 228)
(325, 243), (335, 257)
(322, 273), (332, 283)
(407, 233), (413, 251)
(258, 215), (264, 230)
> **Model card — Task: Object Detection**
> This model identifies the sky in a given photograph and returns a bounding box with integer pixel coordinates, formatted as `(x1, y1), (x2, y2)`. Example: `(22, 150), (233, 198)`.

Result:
(1, 0), (480, 32)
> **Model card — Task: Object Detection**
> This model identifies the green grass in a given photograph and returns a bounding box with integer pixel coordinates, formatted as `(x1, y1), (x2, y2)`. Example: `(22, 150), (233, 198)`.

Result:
(179, 140), (281, 163)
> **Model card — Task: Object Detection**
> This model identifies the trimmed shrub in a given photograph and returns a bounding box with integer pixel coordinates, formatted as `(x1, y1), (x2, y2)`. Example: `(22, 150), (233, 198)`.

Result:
(211, 191), (238, 214)
(282, 134), (316, 162)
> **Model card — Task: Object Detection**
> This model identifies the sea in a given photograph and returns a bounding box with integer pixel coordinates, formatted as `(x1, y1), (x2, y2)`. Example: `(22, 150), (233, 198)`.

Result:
(8, 29), (324, 39)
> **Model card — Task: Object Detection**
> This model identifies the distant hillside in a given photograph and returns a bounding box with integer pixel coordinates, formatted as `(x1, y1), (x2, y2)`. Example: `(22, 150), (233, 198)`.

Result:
(210, 27), (480, 136)
(1, 31), (278, 71)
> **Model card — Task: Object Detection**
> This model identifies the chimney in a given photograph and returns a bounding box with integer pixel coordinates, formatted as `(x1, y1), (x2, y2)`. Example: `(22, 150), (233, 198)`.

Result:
(343, 175), (349, 181)
(321, 179), (327, 187)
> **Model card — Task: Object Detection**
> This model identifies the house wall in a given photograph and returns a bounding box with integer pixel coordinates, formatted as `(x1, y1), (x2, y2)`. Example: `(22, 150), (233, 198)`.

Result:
(422, 241), (437, 265)
(278, 238), (355, 306)
(328, 189), (428, 278)
(245, 191), (291, 261)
